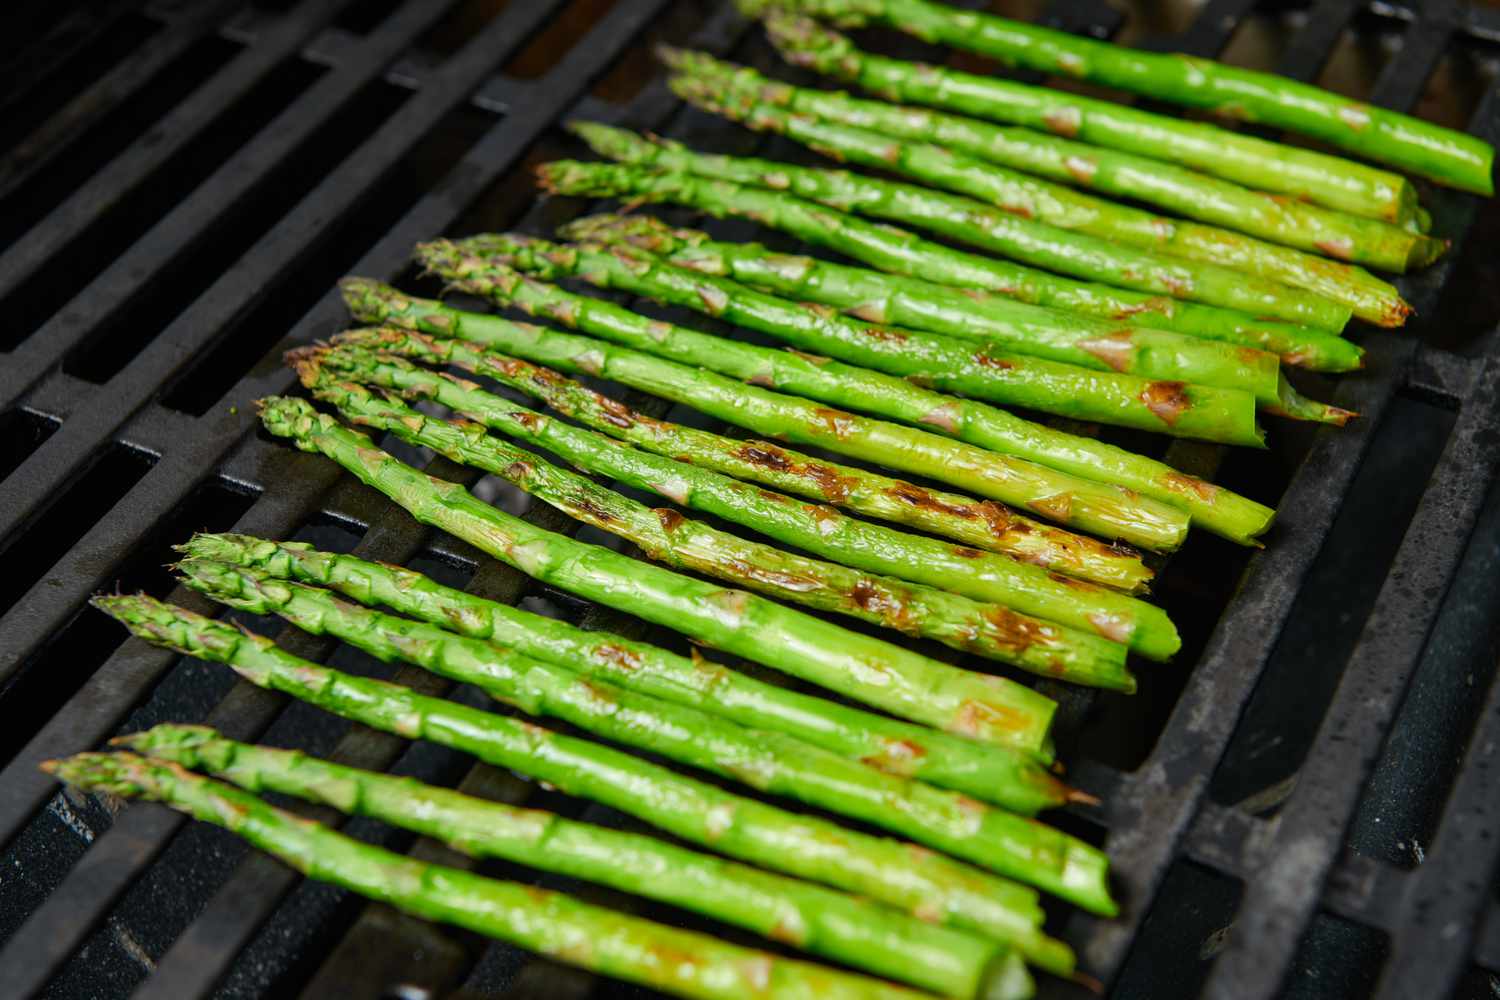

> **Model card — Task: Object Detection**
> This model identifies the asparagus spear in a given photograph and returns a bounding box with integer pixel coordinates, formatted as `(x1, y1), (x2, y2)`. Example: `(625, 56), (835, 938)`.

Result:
(311, 340), (1177, 661)
(457, 232), (1282, 444)
(560, 213), (1329, 403)
(91, 593), (1083, 952)
(179, 533), (1079, 811)
(663, 54), (1427, 311)
(115, 726), (1032, 997)
(331, 332), (1150, 593)
(343, 279), (1193, 551)
(257, 396), (1058, 752)
(537, 160), (1365, 375)
(44, 751), (976, 1000)
(177, 560), (1115, 908)
(294, 369), (1134, 687)
(748, 2), (1495, 196)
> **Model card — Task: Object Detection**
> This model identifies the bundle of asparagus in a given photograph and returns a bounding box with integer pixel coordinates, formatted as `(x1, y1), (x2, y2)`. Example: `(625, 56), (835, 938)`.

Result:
(45, 751), (1013, 999)
(561, 213), (1300, 387)
(180, 533), (1077, 811)
(743, 0), (1495, 195)
(537, 158), (1365, 373)
(92, 594), (1084, 956)
(561, 125), (1352, 333)
(104, 726), (1036, 998)
(256, 396), (1058, 751)
(173, 558), (1113, 902)
(286, 368), (1137, 687)
(320, 329), (1155, 591)
(661, 47), (1425, 317)
(341, 277), (1202, 550)
(450, 232), (1303, 443)
(303, 340), (1176, 661)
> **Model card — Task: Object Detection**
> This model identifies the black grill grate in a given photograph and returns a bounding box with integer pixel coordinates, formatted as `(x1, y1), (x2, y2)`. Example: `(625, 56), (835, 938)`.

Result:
(1, 1), (1499, 998)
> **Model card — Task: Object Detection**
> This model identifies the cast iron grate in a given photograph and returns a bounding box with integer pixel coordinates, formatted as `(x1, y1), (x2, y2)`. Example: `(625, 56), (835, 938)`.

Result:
(0, 1), (1498, 997)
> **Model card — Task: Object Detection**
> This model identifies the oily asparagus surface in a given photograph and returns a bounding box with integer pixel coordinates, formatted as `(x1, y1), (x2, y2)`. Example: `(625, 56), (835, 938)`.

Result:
(177, 560), (1114, 908)
(569, 125), (1351, 335)
(405, 248), (1272, 545)
(256, 396), (1059, 753)
(91, 593), (1085, 954)
(117, 725), (1031, 997)
(334, 329), (1151, 592)
(749, 2), (1495, 195)
(458, 231), (1282, 444)
(180, 533), (1078, 812)
(343, 277), (1194, 551)
(758, 13), (1420, 222)
(45, 750), (959, 1000)
(312, 340), (1176, 663)
(295, 370), (1134, 686)
(695, 81), (1390, 327)
(663, 51), (1426, 314)
(562, 212), (1297, 392)
(538, 158), (1365, 375)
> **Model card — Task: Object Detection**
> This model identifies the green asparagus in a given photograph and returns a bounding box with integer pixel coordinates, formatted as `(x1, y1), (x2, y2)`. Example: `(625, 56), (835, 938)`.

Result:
(257, 397), (1058, 752)
(43, 751), (965, 1000)
(662, 52), (1428, 312)
(562, 213), (1303, 393)
(115, 725), (1031, 997)
(311, 340), (1176, 661)
(462, 231), (1290, 443)
(330, 331), (1151, 592)
(91, 593), (1083, 952)
(406, 248), (1275, 543)
(538, 159), (1365, 374)
(342, 278), (1194, 551)
(177, 561), (1115, 908)
(572, 124), (1351, 333)
(747, 2), (1495, 196)
(179, 533), (1080, 811)
(295, 368), (1134, 686)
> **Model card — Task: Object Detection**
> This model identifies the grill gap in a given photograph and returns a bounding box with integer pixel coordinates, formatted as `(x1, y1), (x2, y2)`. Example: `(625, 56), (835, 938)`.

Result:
(0, 409), (62, 486)
(1282, 911), (1390, 1000)
(1112, 859), (1245, 1000)
(0, 443), (157, 617)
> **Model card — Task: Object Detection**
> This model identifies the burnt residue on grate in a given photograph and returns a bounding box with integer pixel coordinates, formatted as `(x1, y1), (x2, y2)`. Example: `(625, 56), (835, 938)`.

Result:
(1, 1), (1500, 998)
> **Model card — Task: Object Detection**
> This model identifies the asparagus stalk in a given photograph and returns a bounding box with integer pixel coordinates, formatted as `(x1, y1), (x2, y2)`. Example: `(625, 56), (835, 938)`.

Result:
(257, 396), (1058, 752)
(663, 53), (1427, 311)
(44, 751), (972, 1000)
(294, 368), (1134, 687)
(403, 250), (1273, 544)
(584, 127), (1350, 335)
(91, 593), (1082, 952)
(311, 340), (1176, 661)
(177, 560), (1115, 908)
(332, 332), (1150, 593)
(115, 726), (1032, 997)
(342, 279), (1193, 551)
(758, 15), (1423, 223)
(561, 214), (1341, 416)
(458, 232), (1283, 443)
(537, 160), (1365, 375)
(179, 533), (1079, 811)
(745, 0), (1495, 195)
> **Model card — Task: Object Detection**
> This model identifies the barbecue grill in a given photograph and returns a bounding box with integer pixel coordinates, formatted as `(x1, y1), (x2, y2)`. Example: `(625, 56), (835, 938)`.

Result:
(2, 0), (1499, 997)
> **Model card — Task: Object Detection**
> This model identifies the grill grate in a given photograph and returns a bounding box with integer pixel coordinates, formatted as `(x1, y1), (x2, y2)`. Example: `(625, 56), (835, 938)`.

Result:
(1, 1), (1499, 997)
